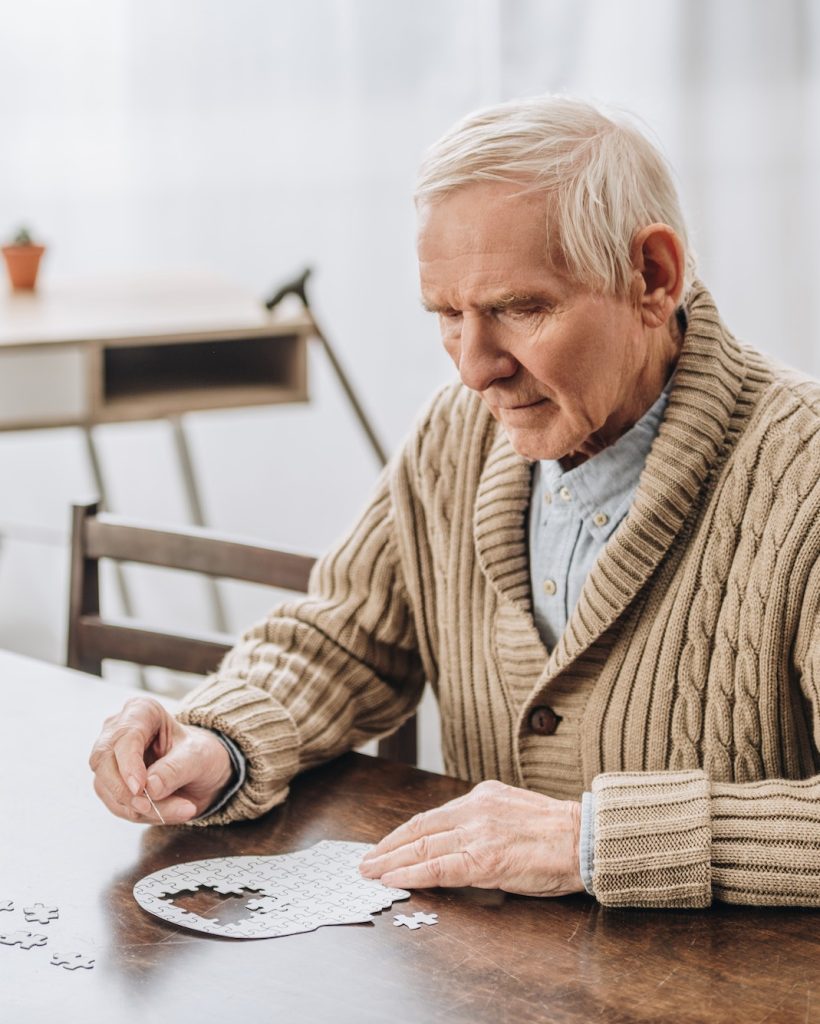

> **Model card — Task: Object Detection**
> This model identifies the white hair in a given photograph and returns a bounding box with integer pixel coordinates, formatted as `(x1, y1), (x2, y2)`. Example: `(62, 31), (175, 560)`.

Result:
(415, 95), (696, 301)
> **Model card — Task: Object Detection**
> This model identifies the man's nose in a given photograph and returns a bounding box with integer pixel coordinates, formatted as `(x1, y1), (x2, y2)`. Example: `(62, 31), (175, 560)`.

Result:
(456, 313), (517, 393)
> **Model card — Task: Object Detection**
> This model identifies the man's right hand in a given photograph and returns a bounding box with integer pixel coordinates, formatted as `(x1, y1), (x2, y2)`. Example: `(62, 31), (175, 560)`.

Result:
(88, 697), (233, 825)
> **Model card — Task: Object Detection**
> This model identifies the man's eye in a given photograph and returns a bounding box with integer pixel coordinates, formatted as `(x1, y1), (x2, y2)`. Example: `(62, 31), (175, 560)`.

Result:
(439, 309), (462, 320)
(501, 306), (545, 320)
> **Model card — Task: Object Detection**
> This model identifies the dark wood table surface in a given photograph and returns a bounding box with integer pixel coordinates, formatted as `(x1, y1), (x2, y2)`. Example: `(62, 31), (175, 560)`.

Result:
(2, 649), (818, 1024)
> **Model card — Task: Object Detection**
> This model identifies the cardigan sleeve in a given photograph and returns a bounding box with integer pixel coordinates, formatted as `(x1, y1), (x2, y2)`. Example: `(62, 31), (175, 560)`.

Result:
(589, 555), (820, 908)
(176, 457), (426, 826)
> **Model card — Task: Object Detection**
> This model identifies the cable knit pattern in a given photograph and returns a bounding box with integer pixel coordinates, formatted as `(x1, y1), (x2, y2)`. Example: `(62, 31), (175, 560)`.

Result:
(178, 283), (820, 908)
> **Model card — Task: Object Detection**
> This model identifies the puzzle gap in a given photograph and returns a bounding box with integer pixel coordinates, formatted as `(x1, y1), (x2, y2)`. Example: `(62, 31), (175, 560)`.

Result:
(164, 887), (265, 927)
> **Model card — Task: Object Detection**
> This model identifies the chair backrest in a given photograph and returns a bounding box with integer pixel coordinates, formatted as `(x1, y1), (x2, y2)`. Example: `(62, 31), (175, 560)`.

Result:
(67, 500), (416, 764)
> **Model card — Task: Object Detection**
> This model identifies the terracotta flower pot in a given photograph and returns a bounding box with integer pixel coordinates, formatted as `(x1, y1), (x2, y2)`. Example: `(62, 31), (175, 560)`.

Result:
(2, 244), (46, 290)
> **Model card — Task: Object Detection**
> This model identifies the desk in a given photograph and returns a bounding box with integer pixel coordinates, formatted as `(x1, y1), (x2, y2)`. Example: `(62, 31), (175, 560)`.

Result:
(2, 649), (818, 1024)
(0, 271), (311, 431)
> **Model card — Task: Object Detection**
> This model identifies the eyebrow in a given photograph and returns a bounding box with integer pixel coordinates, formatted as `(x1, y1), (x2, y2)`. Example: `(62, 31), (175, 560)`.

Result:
(420, 293), (552, 314)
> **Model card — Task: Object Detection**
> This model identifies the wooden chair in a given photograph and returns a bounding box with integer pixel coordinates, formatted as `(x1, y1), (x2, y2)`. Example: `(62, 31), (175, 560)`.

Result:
(67, 500), (417, 764)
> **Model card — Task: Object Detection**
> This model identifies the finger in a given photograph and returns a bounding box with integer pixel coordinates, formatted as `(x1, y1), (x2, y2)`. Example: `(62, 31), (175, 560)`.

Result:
(362, 798), (467, 862)
(93, 750), (137, 808)
(112, 700), (168, 796)
(380, 851), (477, 890)
(93, 773), (145, 824)
(131, 794), (198, 825)
(360, 829), (463, 879)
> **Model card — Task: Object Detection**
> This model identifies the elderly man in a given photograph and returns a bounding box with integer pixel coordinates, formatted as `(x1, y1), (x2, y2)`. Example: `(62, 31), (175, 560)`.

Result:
(90, 96), (820, 909)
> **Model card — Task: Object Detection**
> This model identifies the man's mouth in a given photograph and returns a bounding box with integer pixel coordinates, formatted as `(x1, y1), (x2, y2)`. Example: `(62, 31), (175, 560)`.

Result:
(503, 398), (548, 410)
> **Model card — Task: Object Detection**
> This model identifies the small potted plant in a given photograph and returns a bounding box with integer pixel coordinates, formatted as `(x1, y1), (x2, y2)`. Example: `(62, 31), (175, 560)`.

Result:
(2, 226), (46, 290)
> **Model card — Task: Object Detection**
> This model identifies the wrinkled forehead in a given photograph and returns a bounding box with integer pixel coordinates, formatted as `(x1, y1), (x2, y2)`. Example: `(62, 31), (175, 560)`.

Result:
(416, 182), (566, 270)
(416, 182), (574, 302)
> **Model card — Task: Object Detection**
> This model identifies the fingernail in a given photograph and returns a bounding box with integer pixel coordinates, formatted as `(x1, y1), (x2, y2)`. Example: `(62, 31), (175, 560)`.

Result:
(146, 775), (161, 798)
(127, 775), (140, 796)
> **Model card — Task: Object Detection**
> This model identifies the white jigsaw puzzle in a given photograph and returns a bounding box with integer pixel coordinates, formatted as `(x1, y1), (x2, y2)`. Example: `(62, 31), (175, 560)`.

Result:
(133, 840), (411, 940)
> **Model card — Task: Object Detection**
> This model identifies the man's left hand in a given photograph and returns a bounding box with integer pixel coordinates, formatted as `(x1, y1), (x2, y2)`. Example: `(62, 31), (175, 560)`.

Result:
(359, 780), (584, 897)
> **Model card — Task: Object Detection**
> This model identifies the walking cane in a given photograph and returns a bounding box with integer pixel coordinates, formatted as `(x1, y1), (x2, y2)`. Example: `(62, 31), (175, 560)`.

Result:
(265, 268), (388, 469)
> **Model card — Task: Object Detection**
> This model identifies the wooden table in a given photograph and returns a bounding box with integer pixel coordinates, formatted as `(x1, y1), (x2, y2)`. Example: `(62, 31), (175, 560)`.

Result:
(2, 650), (818, 1024)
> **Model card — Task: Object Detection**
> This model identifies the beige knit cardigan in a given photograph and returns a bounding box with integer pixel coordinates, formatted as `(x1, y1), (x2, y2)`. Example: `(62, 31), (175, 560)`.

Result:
(180, 284), (820, 909)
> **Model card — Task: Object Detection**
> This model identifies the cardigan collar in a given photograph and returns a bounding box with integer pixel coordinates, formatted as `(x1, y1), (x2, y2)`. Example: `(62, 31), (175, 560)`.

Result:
(473, 282), (749, 670)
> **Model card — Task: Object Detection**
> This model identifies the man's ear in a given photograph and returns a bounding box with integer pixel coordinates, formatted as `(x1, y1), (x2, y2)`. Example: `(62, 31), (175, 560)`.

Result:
(630, 224), (685, 328)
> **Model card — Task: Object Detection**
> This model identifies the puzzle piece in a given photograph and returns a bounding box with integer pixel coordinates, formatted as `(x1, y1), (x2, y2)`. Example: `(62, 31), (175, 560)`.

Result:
(0, 929), (48, 949)
(246, 896), (291, 914)
(0, 901), (13, 912)
(23, 903), (59, 925)
(393, 912), (438, 930)
(51, 952), (96, 971)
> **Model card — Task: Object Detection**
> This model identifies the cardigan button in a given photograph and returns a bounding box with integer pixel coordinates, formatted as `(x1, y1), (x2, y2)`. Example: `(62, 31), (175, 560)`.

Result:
(528, 705), (560, 736)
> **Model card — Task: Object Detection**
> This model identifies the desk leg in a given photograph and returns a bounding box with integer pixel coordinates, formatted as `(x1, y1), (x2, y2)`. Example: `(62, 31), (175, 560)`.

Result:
(81, 426), (148, 689)
(168, 415), (230, 636)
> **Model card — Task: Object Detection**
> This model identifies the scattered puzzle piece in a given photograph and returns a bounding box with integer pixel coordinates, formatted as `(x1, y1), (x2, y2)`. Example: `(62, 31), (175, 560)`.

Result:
(393, 912), (438, 930)
(0, 929), (48, 949)
(23, 903), (59, 925)
(0, 901), (13, 912)
(51, 952), (96, 971)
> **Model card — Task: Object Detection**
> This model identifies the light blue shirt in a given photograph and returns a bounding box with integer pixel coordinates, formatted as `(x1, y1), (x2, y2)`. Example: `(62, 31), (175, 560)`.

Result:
(528, 385), (671, 651)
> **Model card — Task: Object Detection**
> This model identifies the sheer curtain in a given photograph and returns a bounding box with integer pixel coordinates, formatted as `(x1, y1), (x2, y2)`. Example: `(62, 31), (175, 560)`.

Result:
(0, 1), (817, 765)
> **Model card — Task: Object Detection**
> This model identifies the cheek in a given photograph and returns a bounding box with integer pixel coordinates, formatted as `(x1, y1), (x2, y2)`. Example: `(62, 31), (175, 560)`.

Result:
(442, 337), (458, 363)
(439, 326), (460, 363)
(526, 325), (609, 397)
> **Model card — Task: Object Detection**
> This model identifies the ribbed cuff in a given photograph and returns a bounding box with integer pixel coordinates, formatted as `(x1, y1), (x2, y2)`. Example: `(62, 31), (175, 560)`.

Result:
(177, 677), (300, 826)
(591, 769), (712, 908)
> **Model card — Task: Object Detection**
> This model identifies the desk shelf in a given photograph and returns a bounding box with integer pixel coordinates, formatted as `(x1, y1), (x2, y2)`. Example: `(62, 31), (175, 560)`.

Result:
(95, 325), (309, 424)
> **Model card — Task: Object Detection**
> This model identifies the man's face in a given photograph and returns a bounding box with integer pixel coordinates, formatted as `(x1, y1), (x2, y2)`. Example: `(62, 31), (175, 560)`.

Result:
(418, 182), (650, 462)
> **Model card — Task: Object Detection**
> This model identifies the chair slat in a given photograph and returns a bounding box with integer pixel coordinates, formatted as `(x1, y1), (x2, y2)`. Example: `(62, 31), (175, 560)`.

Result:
(77, 616), (232, 676)
(85, 517), (315, 590)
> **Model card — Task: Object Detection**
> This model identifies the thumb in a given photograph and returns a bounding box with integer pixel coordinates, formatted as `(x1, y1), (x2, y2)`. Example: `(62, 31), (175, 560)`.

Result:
(146, 746), (199, 801)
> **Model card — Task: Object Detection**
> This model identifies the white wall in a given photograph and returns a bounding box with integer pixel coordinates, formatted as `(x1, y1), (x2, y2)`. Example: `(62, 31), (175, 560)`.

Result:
(1, 0), (819, 773)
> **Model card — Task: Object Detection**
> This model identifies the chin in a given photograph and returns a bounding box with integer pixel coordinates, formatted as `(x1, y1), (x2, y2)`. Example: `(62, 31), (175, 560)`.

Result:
(502, 425), (568, 462)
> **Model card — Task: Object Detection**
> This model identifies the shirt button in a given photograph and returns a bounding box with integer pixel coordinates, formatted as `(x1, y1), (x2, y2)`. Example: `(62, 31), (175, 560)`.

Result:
(559, 486), (572, 502)
(528, 705), (560, 736)
(593, 511), (609, 527)
(542, 578), (557, 596)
